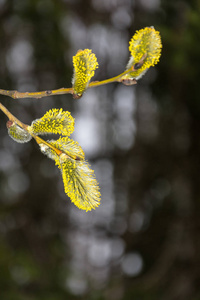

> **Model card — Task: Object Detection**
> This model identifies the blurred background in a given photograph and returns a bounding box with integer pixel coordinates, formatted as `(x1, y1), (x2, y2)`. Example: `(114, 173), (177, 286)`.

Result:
(0, 0), (200, 299)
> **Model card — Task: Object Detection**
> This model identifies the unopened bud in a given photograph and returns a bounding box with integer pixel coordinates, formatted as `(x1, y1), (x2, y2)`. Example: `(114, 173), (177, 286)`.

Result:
(7, 122), (32, 143)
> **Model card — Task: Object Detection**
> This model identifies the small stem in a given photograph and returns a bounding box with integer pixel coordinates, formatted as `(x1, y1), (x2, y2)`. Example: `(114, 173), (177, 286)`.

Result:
(0, 87), (73, 100)
(32, 135), (63, 156)
(88, 74), (123, 88)
(88, 68), (133, 88)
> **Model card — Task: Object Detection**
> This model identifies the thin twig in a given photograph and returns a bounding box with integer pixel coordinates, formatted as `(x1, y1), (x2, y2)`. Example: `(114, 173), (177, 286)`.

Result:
(0, 87), (73, 100)
(0, 66), (137, 100)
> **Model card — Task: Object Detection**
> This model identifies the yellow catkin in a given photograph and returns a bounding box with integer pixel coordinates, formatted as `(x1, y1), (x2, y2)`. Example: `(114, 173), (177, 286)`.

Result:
(72, 49), (99, 96)
(123, 27), (162, 80)
(60, 158), (101, 211)
(30, 108), (75, 136)
(39, 138), (100, 211)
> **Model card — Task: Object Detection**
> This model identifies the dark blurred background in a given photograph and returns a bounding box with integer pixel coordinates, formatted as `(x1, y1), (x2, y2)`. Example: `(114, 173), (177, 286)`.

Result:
(0, 0), (200, 299)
